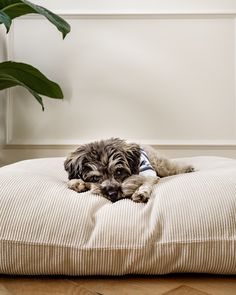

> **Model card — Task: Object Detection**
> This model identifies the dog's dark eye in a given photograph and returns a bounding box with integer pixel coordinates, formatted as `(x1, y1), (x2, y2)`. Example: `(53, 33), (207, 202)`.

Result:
(88, 175), (101, 183)
(115, 168), (129, 180)
(116, 169), (122, 176)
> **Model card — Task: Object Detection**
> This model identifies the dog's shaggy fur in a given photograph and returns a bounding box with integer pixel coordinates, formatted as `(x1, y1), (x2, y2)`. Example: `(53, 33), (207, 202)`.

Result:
(64, 138), (194, 203)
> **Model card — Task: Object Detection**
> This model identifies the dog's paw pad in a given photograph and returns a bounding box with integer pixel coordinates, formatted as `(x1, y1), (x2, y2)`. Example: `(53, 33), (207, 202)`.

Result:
(68, 179), (88, 193)
(131, 191), (150, 203)
(185, 166), (195, 173)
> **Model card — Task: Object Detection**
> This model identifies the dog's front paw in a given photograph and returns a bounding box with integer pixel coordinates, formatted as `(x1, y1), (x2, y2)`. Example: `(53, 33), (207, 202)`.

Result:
(131, 189), (150, 203)
(185, 166), (195, 173)
(68, 179), (90, 193)
(122, 175), (146, 198)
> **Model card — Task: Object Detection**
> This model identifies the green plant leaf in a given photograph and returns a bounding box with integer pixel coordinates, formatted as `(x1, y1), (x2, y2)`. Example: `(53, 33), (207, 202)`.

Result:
(0, 61), (64, 111)
(0, 72), (45, 110)
(0, 0), (71, 38)
(1, 2), (35, 19)
(22, 0), (70, 39)
(0, 1), (20, 10)
(0, 10), (11, 32)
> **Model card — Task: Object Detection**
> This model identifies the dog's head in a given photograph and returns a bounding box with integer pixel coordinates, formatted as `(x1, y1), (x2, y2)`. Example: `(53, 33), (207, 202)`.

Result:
(64, 138), (140, 202)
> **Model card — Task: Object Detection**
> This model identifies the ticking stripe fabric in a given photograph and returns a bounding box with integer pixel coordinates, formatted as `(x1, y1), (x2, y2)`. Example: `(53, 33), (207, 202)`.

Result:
(139, 148), (157, 177)
(0, 156), (236, 275)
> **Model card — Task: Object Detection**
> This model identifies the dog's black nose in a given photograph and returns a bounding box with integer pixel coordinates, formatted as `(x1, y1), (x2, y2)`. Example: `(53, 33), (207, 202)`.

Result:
(105, 187), (118, 202)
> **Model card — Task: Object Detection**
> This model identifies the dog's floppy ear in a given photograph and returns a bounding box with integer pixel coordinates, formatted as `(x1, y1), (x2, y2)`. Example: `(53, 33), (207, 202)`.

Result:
(64, 156), (78, 180)
(124, 143), (141, 175)
(64, 147), (86, 180)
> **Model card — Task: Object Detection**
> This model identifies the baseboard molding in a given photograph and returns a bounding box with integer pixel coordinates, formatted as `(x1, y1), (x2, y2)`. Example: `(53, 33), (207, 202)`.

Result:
(1, 142), (236, 167)
(4, 140), (236, 150)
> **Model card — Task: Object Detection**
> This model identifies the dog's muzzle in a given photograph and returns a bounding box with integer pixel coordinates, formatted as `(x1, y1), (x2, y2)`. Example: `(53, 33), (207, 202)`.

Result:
(103, 185), (119, 202)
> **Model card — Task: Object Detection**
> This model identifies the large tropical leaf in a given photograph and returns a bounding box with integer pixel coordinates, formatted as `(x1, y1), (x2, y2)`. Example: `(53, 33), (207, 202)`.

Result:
(0, 0), (19, 9)
(0, 0), (70, 38)
(0, 61), (63, 111)
(0, 10), (11, 32)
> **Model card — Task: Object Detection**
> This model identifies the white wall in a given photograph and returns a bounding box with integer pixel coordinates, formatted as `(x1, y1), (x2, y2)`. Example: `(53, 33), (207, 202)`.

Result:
(1, 0), (236, 165)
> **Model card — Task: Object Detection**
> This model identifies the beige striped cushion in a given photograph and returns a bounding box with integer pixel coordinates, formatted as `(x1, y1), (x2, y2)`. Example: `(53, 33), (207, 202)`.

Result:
(0, 156), (236, 275)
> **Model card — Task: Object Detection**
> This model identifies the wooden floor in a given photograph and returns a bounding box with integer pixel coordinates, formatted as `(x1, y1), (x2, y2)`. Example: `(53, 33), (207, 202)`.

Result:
(0, 274), (235, 295)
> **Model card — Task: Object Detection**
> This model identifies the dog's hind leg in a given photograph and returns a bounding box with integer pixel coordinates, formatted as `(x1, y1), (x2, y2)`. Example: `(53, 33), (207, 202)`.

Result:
(143, 145), (195, 177)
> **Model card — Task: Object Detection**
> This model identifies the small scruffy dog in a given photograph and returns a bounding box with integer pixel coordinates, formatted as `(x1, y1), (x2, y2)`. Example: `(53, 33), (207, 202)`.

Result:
(64, 138), (194, 203)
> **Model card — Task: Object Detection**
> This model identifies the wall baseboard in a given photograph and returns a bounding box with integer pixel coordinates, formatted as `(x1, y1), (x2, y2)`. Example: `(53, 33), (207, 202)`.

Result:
(1, 142), (236, 167)
(4, 140), (236, 150)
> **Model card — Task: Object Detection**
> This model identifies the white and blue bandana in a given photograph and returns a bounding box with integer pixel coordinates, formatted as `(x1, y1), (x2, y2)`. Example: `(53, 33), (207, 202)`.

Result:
(139, 148), (159, 178)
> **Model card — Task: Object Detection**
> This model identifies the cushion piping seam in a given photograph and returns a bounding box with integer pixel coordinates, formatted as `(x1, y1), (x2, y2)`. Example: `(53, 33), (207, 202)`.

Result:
(0, 238), (235, 250)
